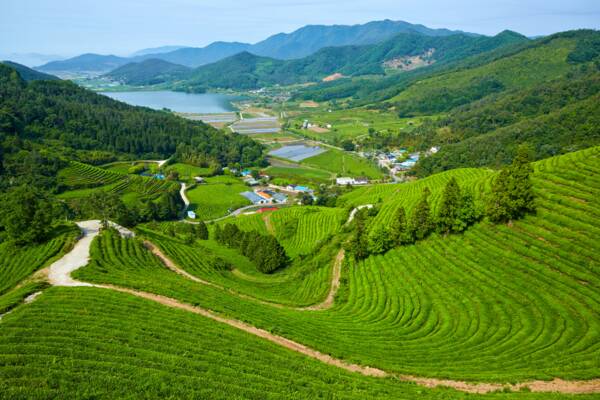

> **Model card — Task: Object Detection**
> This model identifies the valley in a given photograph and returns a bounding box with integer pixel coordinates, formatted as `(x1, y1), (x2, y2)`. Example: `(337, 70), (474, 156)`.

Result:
(1, 12), (599, 400)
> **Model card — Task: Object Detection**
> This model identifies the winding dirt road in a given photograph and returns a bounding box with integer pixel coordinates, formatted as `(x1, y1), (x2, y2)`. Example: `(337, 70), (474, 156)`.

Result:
(21, 220), (600, 394)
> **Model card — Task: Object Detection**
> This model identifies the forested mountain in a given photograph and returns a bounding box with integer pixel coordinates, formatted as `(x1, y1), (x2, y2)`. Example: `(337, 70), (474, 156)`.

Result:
(1, 61), (59, 81)
(104, 59), (190, 85)
(248, 19), (476, 59)
(36, 20), (477, 73)
(130, 45), (188, 57)
(171, 31), (527, 91)
(0, 63), (264, 190)
(136, 42), (251, 68)
(37, 53), (130, 73)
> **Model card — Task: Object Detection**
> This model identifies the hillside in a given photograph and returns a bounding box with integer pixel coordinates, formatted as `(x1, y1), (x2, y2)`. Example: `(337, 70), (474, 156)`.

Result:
(174, 31), (527, 91)
(1, 61), (59, 81)
(0, 63), (263, 190)
(1, 148), (598, 398)
(104, 59), (190, 85)
(36, 53), (129, 74)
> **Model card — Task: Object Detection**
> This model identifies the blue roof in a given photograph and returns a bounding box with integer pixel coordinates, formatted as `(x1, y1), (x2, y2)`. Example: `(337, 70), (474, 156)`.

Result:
(294, 186), (309, 192)
(241, 191), (265, 204)
(241, 169), (252, 176)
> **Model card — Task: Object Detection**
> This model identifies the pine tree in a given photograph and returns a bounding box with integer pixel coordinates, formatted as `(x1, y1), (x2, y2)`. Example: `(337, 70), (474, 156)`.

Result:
(196, 221), (209, 240)
(487, 145), (535, 223)
(437, 177), (461, 234)
(390, 206), (409, 246)
(454, 192), (480, 232)
(410, 187), (433, 240)
(368, 225), (392, 254)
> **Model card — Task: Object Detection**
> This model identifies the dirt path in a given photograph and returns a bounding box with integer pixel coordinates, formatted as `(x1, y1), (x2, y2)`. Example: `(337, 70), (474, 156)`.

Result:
(302, 249), (344, 311)
(263, 214), (275, 234)
(23, 220), (600, 394)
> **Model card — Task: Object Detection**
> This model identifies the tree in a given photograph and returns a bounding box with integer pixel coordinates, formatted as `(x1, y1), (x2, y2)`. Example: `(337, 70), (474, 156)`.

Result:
(437, 177), (461, 234)
(368, 225), (392, 254)
(255, 235), (288, 274)
(88, 191), (133, 228)
(0, 185), (57, 245)
(410, 187), (433, 240)
(454, 192), (480, 232)
(390, 206), (410, 246)
(195, 221), (209, 240)
(346, 209), (370, 261)
(487, 145), (535, 223)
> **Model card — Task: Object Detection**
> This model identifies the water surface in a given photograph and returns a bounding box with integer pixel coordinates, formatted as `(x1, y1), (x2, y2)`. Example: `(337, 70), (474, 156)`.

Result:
(102, 91), (238, 113)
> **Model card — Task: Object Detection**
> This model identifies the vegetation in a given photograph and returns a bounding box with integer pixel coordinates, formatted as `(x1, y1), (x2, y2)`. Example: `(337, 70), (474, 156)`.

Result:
(2, 287), (577, 399)
(215, 224), (288, 274)
(67, 148), (600, 385)
(103, 59), (190, 85)
(301, 149), (383, 179)
(185, 176), (250, 221)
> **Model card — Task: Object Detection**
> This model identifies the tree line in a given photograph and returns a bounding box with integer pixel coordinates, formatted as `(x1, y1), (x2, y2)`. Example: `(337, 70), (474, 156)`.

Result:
(346, 147), (535, 261)
(214, 224), (288, 274)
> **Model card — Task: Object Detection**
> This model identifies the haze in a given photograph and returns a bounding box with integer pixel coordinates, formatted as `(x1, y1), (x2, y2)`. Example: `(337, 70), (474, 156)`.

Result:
(2, 0), (599, 59)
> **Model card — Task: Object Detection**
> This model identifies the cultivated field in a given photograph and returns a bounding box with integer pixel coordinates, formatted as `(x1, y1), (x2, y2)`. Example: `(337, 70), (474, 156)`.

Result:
(185, 176), (251, 220)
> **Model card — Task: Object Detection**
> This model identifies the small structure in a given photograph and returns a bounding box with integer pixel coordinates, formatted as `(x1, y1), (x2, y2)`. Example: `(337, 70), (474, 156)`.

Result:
(354, 177), (369, 185)
(194, 176), (205, 183)
(285, 185), (311, 193)
(257, 207), (278, 213)
(244, 176), (260, 186)
(336, 177), (355, 186)
(187, 211), (196, 219)
(241, 169), (252, 177)
(336, 177), (369, 186)
(241, 191), (269, 205)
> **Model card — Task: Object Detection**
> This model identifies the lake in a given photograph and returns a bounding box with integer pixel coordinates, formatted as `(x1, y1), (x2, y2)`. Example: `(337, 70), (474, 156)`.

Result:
(101, 91), (238, 113)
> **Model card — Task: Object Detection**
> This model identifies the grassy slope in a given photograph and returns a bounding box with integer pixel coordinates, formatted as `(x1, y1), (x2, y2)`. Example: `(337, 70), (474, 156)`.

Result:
(68, 147), (600, 383)
(185, 176), (251, 220)
(1, 287), (582, 400)
(301, 149), (383, 179)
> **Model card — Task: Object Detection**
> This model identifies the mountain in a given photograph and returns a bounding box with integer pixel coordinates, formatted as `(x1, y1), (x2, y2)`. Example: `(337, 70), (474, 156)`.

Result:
(131, 45), (188, 57)
(173, 31), (527, 91)
(38, 20), (480, 74)
(1, 61), (59, 81)
(104, 59), (190, 85)
(36, 53), (130, 74)
(249, 19), (477, 60)
(136, 42), (251, 67)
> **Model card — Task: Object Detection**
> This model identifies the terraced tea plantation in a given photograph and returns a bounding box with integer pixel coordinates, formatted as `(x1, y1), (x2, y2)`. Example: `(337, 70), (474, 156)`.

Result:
(1, 148), (599, 399)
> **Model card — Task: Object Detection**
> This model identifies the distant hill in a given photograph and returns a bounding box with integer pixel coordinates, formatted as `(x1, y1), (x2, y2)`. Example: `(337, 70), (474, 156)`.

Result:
(1, 61), (59, 81)
(174, 31), (526, 91)
(131, 45), (188, 57)
(249, 19), (477, 60)
(136, 42), (251, 67)
(104, 59), (190, 85)
(38, 20), (480, 73)
(36, 53), (129, 74)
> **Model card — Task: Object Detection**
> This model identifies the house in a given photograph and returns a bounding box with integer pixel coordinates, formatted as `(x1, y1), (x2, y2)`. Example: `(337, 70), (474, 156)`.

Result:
(194, 176), (205, 183)
(354, 177), (369, 185)
(241, 169), (252, 177)
(187, 211), (196, 219)
(243, 176), (260, 186)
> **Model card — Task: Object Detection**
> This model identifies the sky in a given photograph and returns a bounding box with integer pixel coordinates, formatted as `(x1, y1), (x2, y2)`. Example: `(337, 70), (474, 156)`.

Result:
(1, 0), (599, 60)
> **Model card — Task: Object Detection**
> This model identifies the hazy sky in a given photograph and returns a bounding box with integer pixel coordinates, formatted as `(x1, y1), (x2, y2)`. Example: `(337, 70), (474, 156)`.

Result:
(2, 0), (599, 57)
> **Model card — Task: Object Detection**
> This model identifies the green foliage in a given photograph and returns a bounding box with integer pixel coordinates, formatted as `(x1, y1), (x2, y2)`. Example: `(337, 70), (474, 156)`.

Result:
(367, 224), (392, 254)
(487, 146), (536, 223)
(410, 187), (433, 240)
(436, 177), (462, 234)
(0, 185), (60, 244)
(63, 148), (600, 386)
(217, 223), (288, 274)
(389, 205), (411, 245)
(0, 63), (263, 168)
